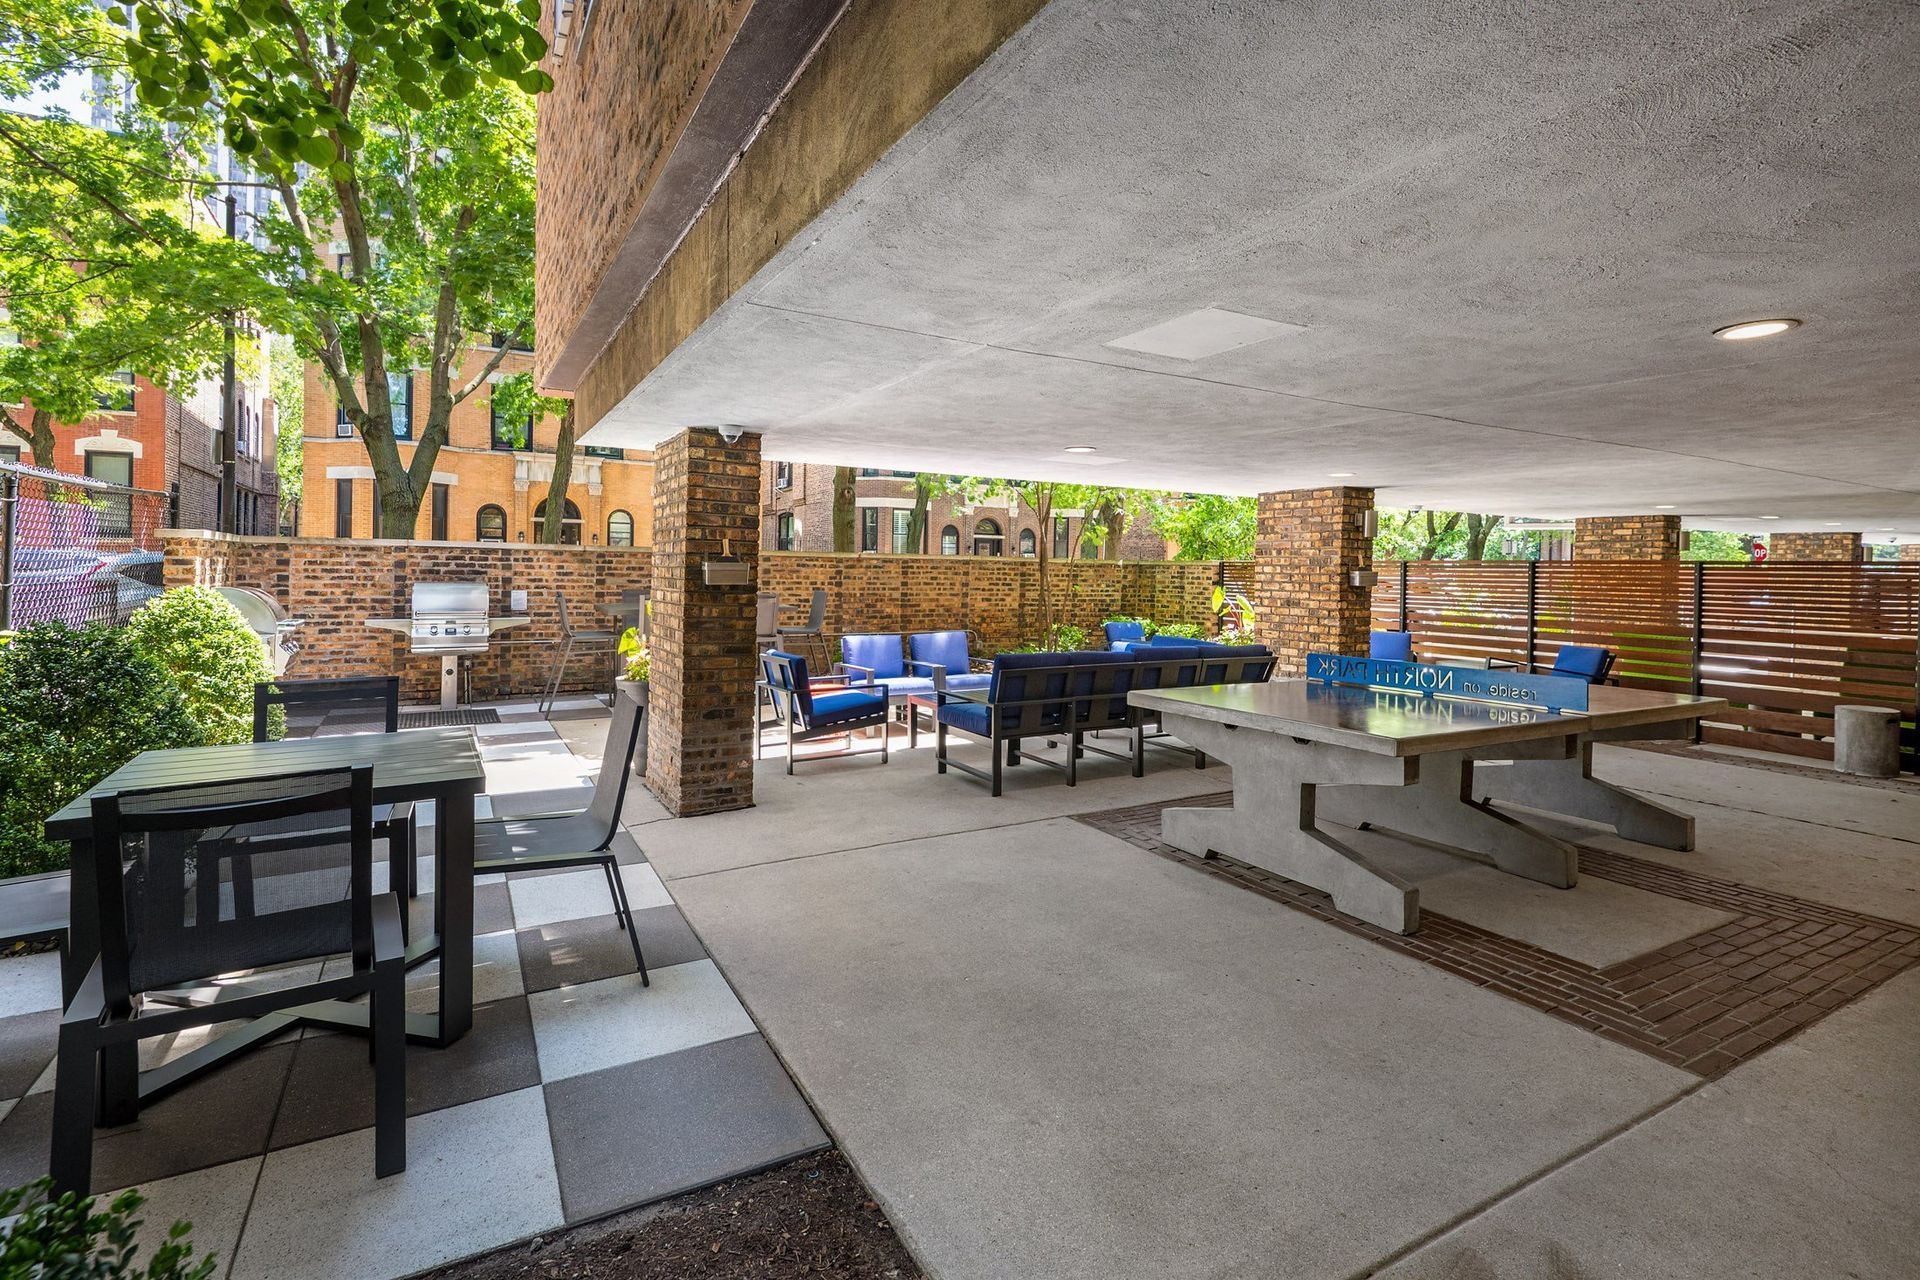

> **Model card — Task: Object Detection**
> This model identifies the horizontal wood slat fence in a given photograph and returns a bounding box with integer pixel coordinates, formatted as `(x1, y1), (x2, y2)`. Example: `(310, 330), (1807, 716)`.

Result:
(1373, 560), (1920, 770)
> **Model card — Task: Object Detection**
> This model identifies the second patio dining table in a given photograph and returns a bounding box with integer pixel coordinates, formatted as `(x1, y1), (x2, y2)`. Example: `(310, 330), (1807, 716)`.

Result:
(45, 726), (487, 1059)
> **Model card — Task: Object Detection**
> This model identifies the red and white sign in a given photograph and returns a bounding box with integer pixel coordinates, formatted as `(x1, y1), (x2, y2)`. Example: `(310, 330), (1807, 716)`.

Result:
(1752, 542), (1768, 562)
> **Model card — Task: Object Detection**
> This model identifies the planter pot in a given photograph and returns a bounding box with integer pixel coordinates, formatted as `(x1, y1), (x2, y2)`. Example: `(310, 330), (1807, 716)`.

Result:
(615, 678), (650, 778)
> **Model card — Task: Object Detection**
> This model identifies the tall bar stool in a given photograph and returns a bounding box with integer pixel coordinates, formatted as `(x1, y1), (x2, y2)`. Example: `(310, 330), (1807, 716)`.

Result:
(542, 594), (619, 714)
(775, 588), (828, 668)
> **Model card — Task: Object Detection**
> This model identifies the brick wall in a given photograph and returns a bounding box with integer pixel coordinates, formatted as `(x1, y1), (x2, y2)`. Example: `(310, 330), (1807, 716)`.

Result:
(1254, 487), (1375, 676)
(1902, 544), (1920, 563)
(646, 428), (761, 817)
(162, 531), (651, 701)
(1574, 514), (1682, 560)
(1769, 532), (1862, 562)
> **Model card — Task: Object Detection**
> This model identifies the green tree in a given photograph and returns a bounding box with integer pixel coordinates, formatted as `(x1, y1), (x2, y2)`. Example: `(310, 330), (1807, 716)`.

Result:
(270, 333), (304, 524)
(93, 0), (553, 538)
(0, 105), (278, 465)
(125, 586), (271, 745)
(1682, 529), (1759, 562)
(1150, 493), (1256, 561)
(488, 372), (573, 541)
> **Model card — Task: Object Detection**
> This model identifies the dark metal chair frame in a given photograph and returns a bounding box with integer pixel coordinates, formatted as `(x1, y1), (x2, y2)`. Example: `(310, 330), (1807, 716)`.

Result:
(252, 676), (420, 929)
(475, 689), (652, 981)
(933, 657), (1081, 797)
(756, 650), (891, 774)
(51, 766), (406, 1196)
(1117, 650), (1278, 771)
(543, 593), (620, 714)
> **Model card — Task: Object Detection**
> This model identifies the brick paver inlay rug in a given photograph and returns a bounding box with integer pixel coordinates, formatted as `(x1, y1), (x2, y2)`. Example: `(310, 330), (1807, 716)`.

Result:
(1077, 793), (1920, 1079)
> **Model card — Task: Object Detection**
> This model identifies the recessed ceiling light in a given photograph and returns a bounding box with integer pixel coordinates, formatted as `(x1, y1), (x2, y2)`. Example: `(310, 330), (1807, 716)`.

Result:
(1760, 515), (1781, 519)
(1105, 307), (1305, 360)
(1062, 446), (1097, 454)
(1327, 472), (1355, 478)
(1713, 318), (1801, 341)
(1653, 504), (1676, 509)
(1825, 522), (1841, 526)
(1878, 527), (1894, 532)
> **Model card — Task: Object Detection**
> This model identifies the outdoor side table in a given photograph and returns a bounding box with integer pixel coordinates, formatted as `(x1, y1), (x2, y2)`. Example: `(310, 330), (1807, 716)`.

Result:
(46, 727), (486, 1058)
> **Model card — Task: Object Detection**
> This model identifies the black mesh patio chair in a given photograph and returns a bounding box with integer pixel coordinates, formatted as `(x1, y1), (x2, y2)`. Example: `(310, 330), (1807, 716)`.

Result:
(51, 767), (406, 1196)
(253, 676), (420, 929)
(542, 594), (620, 714)
(475, 689), (651, 981)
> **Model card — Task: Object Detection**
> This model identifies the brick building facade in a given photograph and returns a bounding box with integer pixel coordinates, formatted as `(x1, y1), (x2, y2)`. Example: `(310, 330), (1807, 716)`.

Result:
(4, 369), (279, 536)
(759, 463), (1171, 560)
(298, 346), (655, 547)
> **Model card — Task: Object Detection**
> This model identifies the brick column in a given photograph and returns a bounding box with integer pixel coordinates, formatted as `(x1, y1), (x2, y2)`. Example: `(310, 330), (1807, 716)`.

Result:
(646, 428), (761, 816)
(1899, 544), (1920, 563)
(1769, 532), (1862, 562)
(1254, 486), (1375, 676)
(1573, 514), (1681, 560)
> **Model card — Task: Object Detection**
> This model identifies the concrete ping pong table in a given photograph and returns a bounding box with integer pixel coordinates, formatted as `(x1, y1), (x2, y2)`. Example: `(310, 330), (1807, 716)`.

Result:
(1128, 674), (1727, 934)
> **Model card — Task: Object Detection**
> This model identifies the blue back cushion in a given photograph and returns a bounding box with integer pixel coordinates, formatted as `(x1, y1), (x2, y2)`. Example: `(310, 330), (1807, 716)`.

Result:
(1149, 634), (1198, 647)
(842, 633), (905, 680)
(762, 650), (812, 719)
(1070, 650), (1135, 724)
(1103, 620), (1146, 646)
(1132, 645), (1200, 689)
(989, 651), (1072, 732)
(1551, 644), (1613, 684)
(909, 630), (972, 679)
(1370, 631), (1414, 662)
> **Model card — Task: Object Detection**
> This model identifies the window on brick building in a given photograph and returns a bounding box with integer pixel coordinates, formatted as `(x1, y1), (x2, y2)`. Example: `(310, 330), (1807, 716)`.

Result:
(891, 509), (913, 553)
(476, 503), (506, 542)
(389, 373), (413, 441)
(1053, 516), (1071, 560)
(535, 497), (582, 545)
(0, 445), (19, 464)
(490, 394), (531, 450)
(335, 477), (354, 537)
(431, 482), (449, 540)
(940, 524), (958, 555)
(95, 370), (135, 413)
(860, 508), (880, 552)
(1018, 528), (1036, 557)
(774, 462), (793, 490)
(83, 450), (134, 537)
(973, 518), (1003, 556)
(607, 509), (634, 547)
(336, 400), (353, 437)
(776, 512), (796, 551)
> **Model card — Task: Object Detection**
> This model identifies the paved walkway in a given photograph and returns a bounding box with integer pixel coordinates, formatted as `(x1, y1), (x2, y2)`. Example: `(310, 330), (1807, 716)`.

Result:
(654, 733), (1920, 1280)
(0, 698), (824, 1279)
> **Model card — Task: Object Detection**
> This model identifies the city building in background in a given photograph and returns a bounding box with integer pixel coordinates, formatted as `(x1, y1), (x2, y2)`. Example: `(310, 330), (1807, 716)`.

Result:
(298, 344), (654, 544)
(761, 464), (1171, 559)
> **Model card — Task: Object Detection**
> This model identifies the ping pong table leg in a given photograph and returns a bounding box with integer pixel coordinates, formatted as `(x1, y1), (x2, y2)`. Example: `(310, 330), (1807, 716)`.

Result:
(1474, 742), (1695, 850)
(1155, 713), (1422, 934)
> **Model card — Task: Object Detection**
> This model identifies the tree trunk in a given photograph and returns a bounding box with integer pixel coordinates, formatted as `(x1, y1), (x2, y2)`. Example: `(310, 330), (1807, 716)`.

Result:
(905, 475), (933, 553)
(1464, 513), (1501, 561)
(1419, 510), (1463, 559)
(831, 466), (857, 552)
(1033, 487), (1055, 645)
(540, 402), (577, 542)
(1, 407), (57, 472)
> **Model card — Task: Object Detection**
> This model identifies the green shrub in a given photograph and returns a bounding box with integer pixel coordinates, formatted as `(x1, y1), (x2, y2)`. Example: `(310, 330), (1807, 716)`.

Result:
(0, 1178), (216, 1279)
(1048, 623), (1088, 651)
(0, 623), (202, 876)
(1153, 622), (1204, 640)
(125, 587), (270, 746)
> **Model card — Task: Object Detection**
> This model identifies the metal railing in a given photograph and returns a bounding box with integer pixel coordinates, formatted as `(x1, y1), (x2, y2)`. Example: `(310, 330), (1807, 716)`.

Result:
(0, 461), (175, 630)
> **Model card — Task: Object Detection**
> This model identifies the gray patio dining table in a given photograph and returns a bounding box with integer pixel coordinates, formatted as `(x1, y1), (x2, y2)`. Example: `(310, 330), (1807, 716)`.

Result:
(44, 726), (487, 1106)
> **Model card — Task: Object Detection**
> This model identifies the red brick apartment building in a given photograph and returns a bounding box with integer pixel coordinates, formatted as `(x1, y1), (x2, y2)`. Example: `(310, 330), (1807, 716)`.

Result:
(3, 367), (280, 535)
(761, 464), (1172, 559)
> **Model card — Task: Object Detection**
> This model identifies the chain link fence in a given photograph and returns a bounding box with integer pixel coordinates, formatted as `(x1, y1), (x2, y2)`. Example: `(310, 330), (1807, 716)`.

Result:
(1, 461), (174, 630)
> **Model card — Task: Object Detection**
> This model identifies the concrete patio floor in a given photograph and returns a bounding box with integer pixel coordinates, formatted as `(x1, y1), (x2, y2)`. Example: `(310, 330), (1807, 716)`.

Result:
(657, 730), (1920, 1279)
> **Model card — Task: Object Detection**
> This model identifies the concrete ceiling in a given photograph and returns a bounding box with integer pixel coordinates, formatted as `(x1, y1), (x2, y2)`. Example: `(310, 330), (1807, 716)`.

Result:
(583, 0), (1920, 536)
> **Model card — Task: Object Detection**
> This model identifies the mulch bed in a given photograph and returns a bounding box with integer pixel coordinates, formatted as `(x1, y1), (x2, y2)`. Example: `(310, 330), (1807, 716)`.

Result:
(421, 1151), (923, 1280)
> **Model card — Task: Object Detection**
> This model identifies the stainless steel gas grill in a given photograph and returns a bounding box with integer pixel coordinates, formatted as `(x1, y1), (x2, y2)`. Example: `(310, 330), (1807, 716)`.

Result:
(366, 581), (531, 709)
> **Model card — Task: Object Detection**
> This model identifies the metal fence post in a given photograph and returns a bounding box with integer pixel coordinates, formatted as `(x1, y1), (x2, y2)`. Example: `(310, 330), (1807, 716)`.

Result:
(0, 468), (16, 631)
(1692, 562), (1707, 743)
(1525, 560), (1538, 669)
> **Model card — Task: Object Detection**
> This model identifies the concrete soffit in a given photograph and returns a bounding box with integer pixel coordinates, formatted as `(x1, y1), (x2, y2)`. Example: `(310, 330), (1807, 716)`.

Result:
(541, 0), (852, 395)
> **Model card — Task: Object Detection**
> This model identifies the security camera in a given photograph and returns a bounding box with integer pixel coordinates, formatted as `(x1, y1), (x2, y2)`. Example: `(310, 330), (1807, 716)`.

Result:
(717, 425), (746, 444)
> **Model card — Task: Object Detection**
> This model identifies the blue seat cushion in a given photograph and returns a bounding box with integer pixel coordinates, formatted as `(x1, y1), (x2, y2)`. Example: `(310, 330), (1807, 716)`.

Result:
(909, 630), (975, 681)
(1370, 630), (1414, 662)
(936, 701), (993, 736)
(1103, 620), (1147, 645)
(1109, 639), (1150, 653)
(948, 672), (992, 693)
(841, 633), (906, 681)
(809, 689), (888, 726)
(874, 676), (937, 699)
(1551, 645), (1613, 684)
(1148, 634), (1198, 647)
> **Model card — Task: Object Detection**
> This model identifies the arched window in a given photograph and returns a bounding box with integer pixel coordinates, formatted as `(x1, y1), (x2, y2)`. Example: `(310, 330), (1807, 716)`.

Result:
(940, 525), (959, 555)
(607, 509), (634, 547)
(972, 518), (1004, 556)
(1018, 529), (1037, 557)
(475, 504), (507, 542)
(534, 497), (583, 545)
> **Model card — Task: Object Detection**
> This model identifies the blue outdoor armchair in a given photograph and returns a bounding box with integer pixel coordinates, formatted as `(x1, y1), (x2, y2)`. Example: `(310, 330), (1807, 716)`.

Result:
(1370, 630), (1415, 662)
(758, 650), (891, 774)
(1545, 644), (1616, 685)
(1103, 620), (1149, 651)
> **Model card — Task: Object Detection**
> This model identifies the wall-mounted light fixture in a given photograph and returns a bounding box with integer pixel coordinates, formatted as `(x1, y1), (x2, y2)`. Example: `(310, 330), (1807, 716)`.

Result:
(1350, 568), (1378, 589)
(1355, 509), (1378, 538)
